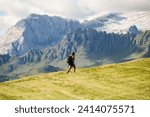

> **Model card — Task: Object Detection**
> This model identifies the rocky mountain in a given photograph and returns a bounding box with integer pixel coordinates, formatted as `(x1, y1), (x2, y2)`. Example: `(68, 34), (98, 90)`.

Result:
(83, 12), (127, 31)
(41, 28), (149, 68)
(134, 30), (150, 57)
(0, 54), (10, 66)
(0, 12), (150, 82)
(128, 25), (141, 36)
(84, 11), (150, 34)
(0, 29), (150, 82)
(0, 12), (150, 56)
(0, 14), (81, 56)
(2, 28), (149, 67)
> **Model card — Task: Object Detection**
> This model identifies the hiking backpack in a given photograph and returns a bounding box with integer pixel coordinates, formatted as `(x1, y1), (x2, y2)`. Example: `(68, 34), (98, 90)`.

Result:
(67, 56), (72, 64)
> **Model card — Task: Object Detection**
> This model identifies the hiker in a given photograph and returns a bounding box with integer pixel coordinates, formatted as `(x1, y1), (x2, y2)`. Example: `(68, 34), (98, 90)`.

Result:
(67, 52), (76, 74)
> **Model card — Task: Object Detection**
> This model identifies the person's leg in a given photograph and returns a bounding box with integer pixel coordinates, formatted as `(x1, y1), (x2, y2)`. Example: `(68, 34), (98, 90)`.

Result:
(67, 66), (72, 74)
(73, 64), (76, 73)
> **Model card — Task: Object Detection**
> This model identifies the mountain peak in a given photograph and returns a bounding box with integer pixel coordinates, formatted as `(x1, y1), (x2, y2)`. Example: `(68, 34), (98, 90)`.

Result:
(82, 11), (150, 34)
(128, 25), (141, 35)
(0, 14), (81, 56)
(28, 13), (40, 17)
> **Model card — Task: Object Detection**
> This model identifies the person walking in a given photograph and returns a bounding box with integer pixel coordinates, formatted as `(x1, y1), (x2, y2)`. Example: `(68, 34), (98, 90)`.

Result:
(67, 52), (76, 74)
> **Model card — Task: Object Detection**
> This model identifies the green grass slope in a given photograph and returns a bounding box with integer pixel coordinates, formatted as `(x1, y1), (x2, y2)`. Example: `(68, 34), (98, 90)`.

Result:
(0, 58), (150, 100)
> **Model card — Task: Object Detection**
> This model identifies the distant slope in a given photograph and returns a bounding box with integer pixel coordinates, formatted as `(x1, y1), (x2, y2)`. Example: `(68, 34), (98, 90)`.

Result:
(84, 11), (150, 33)
(0, 58), (150, 100)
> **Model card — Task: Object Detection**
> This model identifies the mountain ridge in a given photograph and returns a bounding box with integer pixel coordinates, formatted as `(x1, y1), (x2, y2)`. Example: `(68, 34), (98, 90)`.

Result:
(0, 29), (149, 82)
(0, 14), (81, 56)
(0, 11), (150, 56)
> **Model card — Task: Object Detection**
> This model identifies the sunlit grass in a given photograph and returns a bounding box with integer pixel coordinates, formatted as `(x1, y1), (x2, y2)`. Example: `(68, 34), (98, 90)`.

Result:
(0, 58), (150, 100)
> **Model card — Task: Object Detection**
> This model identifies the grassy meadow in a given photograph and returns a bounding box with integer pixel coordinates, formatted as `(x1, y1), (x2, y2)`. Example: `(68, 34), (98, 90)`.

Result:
(0, 58), (150, 100)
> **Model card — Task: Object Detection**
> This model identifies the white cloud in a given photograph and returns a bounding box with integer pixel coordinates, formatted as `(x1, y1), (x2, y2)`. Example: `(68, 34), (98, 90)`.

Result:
(0, 0), (150, 36)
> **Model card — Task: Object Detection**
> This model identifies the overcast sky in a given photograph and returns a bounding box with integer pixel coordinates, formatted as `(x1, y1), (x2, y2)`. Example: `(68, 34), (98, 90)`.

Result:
(0, 0), (150, 36)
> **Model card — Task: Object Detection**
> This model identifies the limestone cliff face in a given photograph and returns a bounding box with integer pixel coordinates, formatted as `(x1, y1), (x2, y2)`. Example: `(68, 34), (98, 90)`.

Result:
(0, 14), (81, 56)
(15, 29), (150, 68)
(0, 54), (10, 66)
